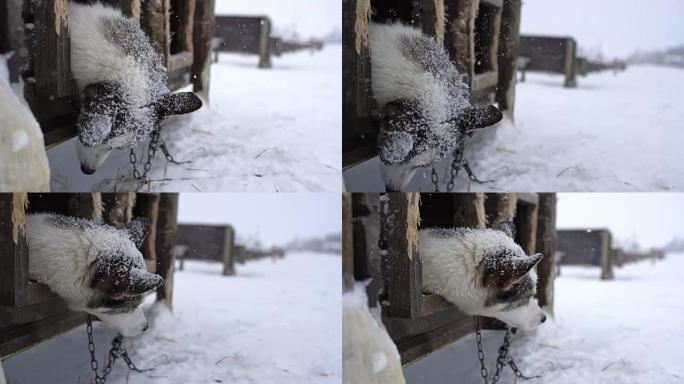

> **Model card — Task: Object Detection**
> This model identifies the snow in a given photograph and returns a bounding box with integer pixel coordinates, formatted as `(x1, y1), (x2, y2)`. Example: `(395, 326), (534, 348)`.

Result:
(404, 253), (684, 383)
(47, 45), (341, 192)
(3, 252), (341, 384)
(344, 65), (684, 192)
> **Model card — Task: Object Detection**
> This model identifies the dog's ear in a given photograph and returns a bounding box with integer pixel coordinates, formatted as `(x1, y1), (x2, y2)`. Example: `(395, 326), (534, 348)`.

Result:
(456, 105), (503, 133)
(483, 252), (544, 289)
(125, 218), (150, 249)
(128, 268), (164, 295)
(156, 92), (203, 117)
(493, 221), (516, 239)
(77, 112), (112, 147)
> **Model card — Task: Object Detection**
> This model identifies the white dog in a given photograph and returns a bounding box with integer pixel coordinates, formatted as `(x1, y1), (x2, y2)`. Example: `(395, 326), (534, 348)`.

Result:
(69, 2), (202, 174)
(27, 213), (162, 336)
(369, 22), (502, 191)
(420, 222), (547, 330)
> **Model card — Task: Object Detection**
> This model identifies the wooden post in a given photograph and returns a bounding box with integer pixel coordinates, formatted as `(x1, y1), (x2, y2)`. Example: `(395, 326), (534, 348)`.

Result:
(191, 0), (215, 101)
(133, 194), (160, 273)
(257, 17), (272, 68)
(535, 193), (556, 315)
(102, 193), (135, 229)
(141, 0), (170, 61)
(600, 231), (614, 280)
(0, 194), (28, 306)
(67, 193), (103, 221)
(495, 0), (521, 116)
(514, 196), (538, 256)
(31, 0), (71, 98)
(563, 38), (577, 88)
(155, 194), (178, 309)
(444, 0), (475, 83)
(420, 0), (445, 47)
(222, 225), (235, 276)
(381, 193), (422, 319)
(485, 193), (517, 226)
(342, 193), (354, 292)
(452, 193), (486, 228)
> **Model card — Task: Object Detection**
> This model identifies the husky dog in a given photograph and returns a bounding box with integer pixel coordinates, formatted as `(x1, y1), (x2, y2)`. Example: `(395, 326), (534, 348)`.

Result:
(420, 222), (546, 330)
(69, 2), (202, 174)
(26, 213), (163, 337)
(369, 23), (503, 191)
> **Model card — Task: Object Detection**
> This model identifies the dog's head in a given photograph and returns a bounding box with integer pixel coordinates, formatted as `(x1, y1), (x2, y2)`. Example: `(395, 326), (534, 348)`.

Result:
(76, 81), (202, 174)
(475, 222), (546, 331)
(85, 217), (163, 336)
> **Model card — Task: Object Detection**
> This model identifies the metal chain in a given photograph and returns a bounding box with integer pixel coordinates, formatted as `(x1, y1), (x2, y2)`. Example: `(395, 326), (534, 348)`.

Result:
(128, 123), (189, 191)
(474, 316), (539, 384)
(86, 314), (152, 384)
(431, 167), (440, 192)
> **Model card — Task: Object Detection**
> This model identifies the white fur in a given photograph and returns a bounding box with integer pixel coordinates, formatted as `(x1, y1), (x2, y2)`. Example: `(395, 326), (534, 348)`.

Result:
(420, 228), (546, 330)
(68, 2), (149, 107)
(27, 213), (149, 336)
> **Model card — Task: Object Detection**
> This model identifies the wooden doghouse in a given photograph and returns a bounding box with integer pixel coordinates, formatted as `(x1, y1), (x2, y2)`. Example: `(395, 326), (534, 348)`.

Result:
(0, 193), (178, 359)
(342, 0), (522, 169)
(557, 229), (613, 280)
(519, 35), (577, 88)
(0, 0), (215, 149)
(343, 192), (557, 365)
(176, 223), (235, 276)
(214, 16), (272, 68)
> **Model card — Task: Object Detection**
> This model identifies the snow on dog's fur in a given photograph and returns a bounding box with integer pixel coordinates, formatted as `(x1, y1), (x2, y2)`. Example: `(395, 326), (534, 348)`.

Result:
(420, 222), (547, 331)
(69, 2), (202, 174)
(369, 22), (502, 191)
(27, 213), (163, 337)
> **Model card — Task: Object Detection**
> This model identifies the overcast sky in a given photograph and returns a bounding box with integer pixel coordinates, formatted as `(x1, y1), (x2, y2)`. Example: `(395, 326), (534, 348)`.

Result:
(521, 0), (684, 59)
(557, 193), (684, 249)
(178, 193), (340, 247)
(215, 0), (341, 40)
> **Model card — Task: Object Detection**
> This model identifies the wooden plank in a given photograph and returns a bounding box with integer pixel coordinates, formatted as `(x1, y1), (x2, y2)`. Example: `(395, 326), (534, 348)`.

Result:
(169, 0), (195, 54)
(191, 0), (215, 101)
(419, 0), (445, 47)
(133, 194), (160, 273)
(342, 0), (375, 168)
(222, 225), (235, 276)
(342, 193), (354, 292)
(67, 193), (103, 221)
(0, 194), (28, 307)
(535, 193), (556, 314)
(258, 17), (272, 68)
(563, 37), (577, 88)
(155, 194), (178, 309)
(444, 0), (475, 81)
(514, 197), (538, 256)
(0, 310), (83, 359)
(32, 0), (71, 98)
(481, 0), (504, 8)
(381, 193), (422, 319)
(600, 230), (613, 280)
(495, 0), (522, 115)
(0, 295), (70, 328)
(102, 193), (135, 229)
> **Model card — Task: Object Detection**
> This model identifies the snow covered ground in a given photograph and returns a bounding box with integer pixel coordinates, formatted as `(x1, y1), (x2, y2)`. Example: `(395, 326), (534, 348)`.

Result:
(48, 45), (342, 192)
(345, 65), (684, 192)
(404, 253), (684, 384)
(3, 252), (341, 384)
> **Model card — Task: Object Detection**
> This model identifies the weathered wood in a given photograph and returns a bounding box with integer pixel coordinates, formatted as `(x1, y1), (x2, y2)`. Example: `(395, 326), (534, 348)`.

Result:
(520, 35), (577, 88)
(599, 230), (613, 280)
(102, 193), (135, 229)
(419, 0), (445, 47)
(155, 194), (178, 309)
(484, 193), (517, 226)
(444, 0), (475, 81)
(67, 193), (103, 221)
(0, 194), (28, 307)
(169, 0), (195, 54)
(191, 0), (215, 100)
(31, 0), (71, 98)
(495, 0), (521, 115)
(514, 197), (538, 256)
(342, 0), (375, 169)
(452, 193), (486, 228)
(0, 310), (82, 359)
(222, 225), (235, 276)
(133, 194), (160, 273)
(342, 193), (354, 292)
(141, 0), (170, 61)
(381, 193), (422, 319)
(535, 193), (556, 314)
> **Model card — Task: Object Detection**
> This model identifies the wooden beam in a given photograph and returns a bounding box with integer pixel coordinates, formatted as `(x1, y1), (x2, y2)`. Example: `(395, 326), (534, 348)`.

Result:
(381, 193), (422, 319)
(133, 194), (160, 273)
(535, 193), (556, 315)
(222, 225), (235, 276)
(191, 0), (215, 101)
(67, 193), (103, 221)
(0, 310), (83, 359)
(258, 17), (272, 68)
(495, 0), (521, 115)
(514, 197), (538, 256)
(342, 193), (354, 292)
(0, 194), (28, 307)
(155, 194), (178, 309)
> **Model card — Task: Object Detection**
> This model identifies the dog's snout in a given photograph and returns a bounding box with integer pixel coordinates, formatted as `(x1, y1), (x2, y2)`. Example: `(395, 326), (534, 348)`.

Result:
(81, 164), (96, 175)
(540, 314), (547, 323)
(142, 322), (149, 332)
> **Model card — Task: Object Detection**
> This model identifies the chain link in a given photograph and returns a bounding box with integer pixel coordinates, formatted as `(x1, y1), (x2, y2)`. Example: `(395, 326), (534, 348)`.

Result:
(128, 122), (189, 191)
(86, 314), (152, 384)
(473, 316), (539, 384)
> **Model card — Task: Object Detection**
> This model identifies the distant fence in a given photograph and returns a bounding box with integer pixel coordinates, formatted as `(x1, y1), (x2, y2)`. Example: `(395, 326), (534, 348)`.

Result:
(519, 35), (577, 87)
(557, 229), (613, 279)
(175, 223), (285, 275)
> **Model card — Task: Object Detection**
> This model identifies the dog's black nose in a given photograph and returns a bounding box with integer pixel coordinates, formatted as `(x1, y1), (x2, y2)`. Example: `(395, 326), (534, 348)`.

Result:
(81, 164), (96, 175)
(142, 323), (149, 332)
(541, 314), (547, 323)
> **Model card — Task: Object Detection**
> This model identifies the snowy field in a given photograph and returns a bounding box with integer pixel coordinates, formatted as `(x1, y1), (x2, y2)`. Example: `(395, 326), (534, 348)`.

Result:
(3, 252), (341, 384)
(404, 253), (684, 384)
(48, 45), (342, 192)
(345, 65), (684, 192)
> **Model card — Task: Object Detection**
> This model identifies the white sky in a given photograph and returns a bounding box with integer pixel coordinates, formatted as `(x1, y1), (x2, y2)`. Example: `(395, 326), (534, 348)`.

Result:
(521, 0), (684, 59)
(178, 193), (341, 247)
(557, 193), (684, 249)
(214, 0), (341, 40)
